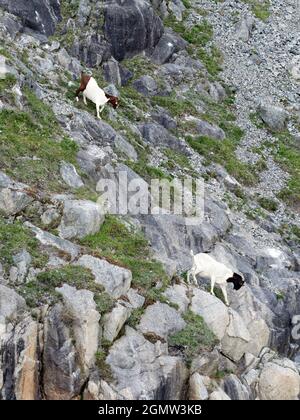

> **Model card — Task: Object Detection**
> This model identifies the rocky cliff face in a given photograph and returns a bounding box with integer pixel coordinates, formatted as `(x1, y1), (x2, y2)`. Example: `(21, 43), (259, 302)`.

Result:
(0, 0), (299, 400)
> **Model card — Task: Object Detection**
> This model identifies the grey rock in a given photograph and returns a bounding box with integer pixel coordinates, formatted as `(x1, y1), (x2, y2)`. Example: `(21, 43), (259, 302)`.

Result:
(126, 288), (145, 309)
(0, 13), (23, 38)
(209, 82), (227, 102)
(223, 374), (251, 400)
(58, 199), (105, 240)
(138, 123), (188, 154)
(43, 304), (83, 400)
(103, 59), (121, 86)
(168, 0), (186, 21)
(0, 188), (34, 216)
(235, 16), (255, 42)
(56, 284), (100, 370)
(106, 326), (188, 399)
(119, 65), (133, 86)
(10, 249), (32, 284)
(102, 302), (131, 342)
(76, 255), (132, 298)
(190, 349), (220, 377)
(0, 0), (61, 36)
(104, 0), (164, 61)
(70, 33), (111, 67)
(151, 106), (177, 130)
(0, 316), (40, 400)
(114, 135), (138, 161)
(191, 288), (228, 341)
(133, 75), (158, 97)
(0, 172), (12, 188)
(41, 207), (61, 226)
(138, 302), (186, 339)
(25, 222), (81, 261)
(188, 118), (226, 140)
(151, 29), (187, 65)
(221, 309), (251, 362)
(77, 0), (92, 27)
(189, 373), (209, 400)
(258, 102), (288, 131)
(0, 285), (26, 328)
(60, 162), (84, 189)
(256, 248), (292, 272)
(209, 388), (231, 400)
(163, 284), (189, 313)
(258, 361), (300, 400)
(57, 48), (72, 69)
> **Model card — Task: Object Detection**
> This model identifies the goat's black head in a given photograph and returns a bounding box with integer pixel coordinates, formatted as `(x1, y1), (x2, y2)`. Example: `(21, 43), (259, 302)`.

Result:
(226, 273), (245, 291)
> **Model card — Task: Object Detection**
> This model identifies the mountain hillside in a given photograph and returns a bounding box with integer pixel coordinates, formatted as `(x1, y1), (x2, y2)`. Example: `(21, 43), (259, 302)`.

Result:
(0, 0), (299, 400)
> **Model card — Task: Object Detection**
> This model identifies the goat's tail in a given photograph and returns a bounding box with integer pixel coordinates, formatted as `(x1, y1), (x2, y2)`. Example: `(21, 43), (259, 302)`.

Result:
(190, 249), (194, 257)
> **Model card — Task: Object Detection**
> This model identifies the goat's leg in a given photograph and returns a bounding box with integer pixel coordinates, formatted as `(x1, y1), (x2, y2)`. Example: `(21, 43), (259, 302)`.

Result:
(210, 277), (216, 296)
(220, 284), (229, 306)
(192, 271), (198, 285)
(83, 92), (87, 105)
(187, 270), (191, 284)
(96, 104), (101, 119)
(75, 84), (85, 102)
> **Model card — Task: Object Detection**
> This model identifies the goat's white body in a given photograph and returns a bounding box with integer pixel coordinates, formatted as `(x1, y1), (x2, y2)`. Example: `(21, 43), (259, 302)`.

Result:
(83, 77), (108, 118)
(187, 252), (234, 306)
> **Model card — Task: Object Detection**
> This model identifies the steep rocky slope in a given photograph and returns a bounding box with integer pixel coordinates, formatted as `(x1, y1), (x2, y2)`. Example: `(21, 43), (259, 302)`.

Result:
(0, 0), (299, 400)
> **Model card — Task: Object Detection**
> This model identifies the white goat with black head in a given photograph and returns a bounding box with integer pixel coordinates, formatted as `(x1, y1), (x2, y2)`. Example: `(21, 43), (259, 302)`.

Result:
(187, 251), (245, 306)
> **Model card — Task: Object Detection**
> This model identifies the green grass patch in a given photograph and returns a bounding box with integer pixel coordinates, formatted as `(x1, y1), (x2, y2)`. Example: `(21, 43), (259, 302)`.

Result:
(274, 133), (300, 209)
(0, 216), (47, 270)
(0, 104), (79, 191)
(187, 135), (258, 186)
(80, 216), (169, 294)
(122, 55), (157, 80)
(243, 0), (271, 21)
(151, 94), (198, 118)
(19, 265), (114, 311)
(127, 307), (145, 328)
(0, 73), (16, 93)
(95, 350), (114, 382)
(258, 197), (278, 212)
(169, 310), (218, 365)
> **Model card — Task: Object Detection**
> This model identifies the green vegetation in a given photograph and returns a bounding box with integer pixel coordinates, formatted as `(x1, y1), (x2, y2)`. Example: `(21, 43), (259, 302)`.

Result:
(95, 350), (114, 382)
(127, 307), (145, 328)
(278, 223), (300, 244)
(122, 55), (157, 79)
(169, 310), (218, 365)
(243, 0), (271, 21)
(196, 46), (223, 77)
(275, 133), (300, 209)
(0, 90), (80, 191)
(258, 197), (278, 212)
(151, 94), (198, 118)
(0, 73), (16, 94)
(249, 111), (266, 129)
(187, 135), (258, 186)
(162, 148), (197, 176)
(19, 265), (115, 312)
(276, 291), (285, 301)
(127, 159), (173, 182)
(164, 13), (222, 77)
(0, 216), (47, 269)
(80, 216), (169, 295)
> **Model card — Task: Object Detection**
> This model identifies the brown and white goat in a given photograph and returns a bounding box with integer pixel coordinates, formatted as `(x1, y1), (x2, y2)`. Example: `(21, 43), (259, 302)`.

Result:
(75, 72), (119, 119)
